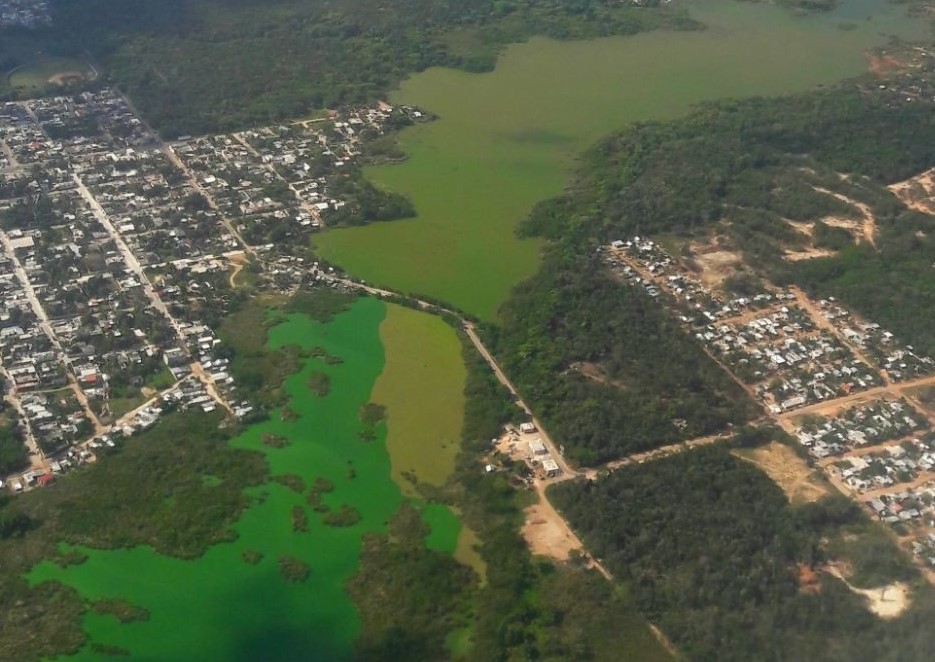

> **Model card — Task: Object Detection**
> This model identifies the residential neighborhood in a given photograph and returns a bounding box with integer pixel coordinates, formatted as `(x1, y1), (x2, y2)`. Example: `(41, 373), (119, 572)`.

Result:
(0, 88), (416, 493)
(602, 235), (935, 582)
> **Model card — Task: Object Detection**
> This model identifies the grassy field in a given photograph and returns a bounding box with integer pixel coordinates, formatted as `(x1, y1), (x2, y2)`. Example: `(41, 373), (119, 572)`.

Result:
(313, 0), (926, 320)
(8, 56), (94, 94)
(371, 303), (466, 493)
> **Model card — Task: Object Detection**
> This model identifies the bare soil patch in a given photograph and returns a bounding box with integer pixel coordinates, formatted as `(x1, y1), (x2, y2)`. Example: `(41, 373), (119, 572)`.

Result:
(48, 72), (87, 86)
(825, 564), (911, 619)
(522, 500), (583, 562)
(687, 237), (744, 288)
(890, 167), (935, 215)
(866, 52), (909, 77)
(784, 247), (837, 262)
(811, 186), (878, 247)
(797, 563), (822, 594)
(734, 442), (830, 504)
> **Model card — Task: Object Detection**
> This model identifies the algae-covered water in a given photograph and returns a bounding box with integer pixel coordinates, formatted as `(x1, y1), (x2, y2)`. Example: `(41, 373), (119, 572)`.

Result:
(28, 299), (468, 660)
(314, 0), (930, 320)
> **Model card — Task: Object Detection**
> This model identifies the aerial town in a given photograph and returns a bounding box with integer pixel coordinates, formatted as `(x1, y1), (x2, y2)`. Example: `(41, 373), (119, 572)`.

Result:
(602, 236), (935, 575)
(0, 88), (418, 493)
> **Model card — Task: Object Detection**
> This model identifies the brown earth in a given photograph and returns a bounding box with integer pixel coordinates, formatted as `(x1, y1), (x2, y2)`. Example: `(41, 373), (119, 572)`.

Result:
(48, 72), (87, 86)
(866, 52), (908, 77)
(521, 501), (583, 562)
(734, 442), (830, 504)
(825, 563), (911, 618)
(890, 167), (935, 215)
(688, 237), (744, 288)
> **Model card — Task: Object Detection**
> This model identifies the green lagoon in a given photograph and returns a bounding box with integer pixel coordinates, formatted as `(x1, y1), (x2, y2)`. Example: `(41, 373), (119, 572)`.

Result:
(314, 0), (930, 320)
(28, 299), (468, 660)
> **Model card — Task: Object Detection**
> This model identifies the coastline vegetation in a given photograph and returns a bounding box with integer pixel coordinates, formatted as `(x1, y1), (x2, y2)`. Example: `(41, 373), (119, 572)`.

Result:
(17, 0), (699, 136)
(0, 411), (268, 659)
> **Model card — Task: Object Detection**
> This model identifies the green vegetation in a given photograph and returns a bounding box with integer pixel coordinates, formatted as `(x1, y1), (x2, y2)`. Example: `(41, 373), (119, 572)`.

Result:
(291, 505), (309, 533)
(219, 292), (355, 410)
(260, 432), (289, 449)
(306, 371), (331, 397)
(241, 550), (263, 565)
(371, 304), (466, 495)
(21, 297), (396, 661)
(41, 0), (697, 136)
(358, 403), (387, 427)
(305, 476), (335, 512)
(358, 402), (386, 442)
(518, 77), (935, 359)
(346, 318), (671, 660)
(550, 446), (935, 661)
(314, 0), (922, 319)
(0, 411), (28, 476)
(89, 598), (150, 623)
(493, 253), (756, 464)
(6, 56), (93, 96)
(348, 503), (475, 660)
(283, 289), (357, 321)
(323, 504), (363, 528)
(0, 410), (267, 659)
(277, 556), (310, 583)
(271, 474), (305, 494)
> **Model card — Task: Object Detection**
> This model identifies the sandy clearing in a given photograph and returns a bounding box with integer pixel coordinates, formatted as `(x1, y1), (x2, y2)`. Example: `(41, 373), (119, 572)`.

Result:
(784, 247), (837, 262)
(811, 186), (877, 247)
(735, 442), (830, 504)
(228, 252), (248, 288)
(48, 72), (87, 86)
(825, 564), (911, 619)
(521, 501), (583, 562)
(688, 238), (744, 288)
(890, 167), (935, 215)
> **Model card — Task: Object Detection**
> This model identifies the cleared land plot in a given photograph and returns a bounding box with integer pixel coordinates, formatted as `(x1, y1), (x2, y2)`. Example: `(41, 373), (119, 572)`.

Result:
(734, 442), (831, 504)
(370, 303), (466, 495)
(9, 57), (94, 94)
(522, 500), (583, 562)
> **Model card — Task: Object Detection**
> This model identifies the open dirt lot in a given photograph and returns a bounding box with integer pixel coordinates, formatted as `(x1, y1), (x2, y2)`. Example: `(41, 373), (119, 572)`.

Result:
(866, 51), (909, 77)
(734, 442), (830, 504)
(688, 238), (744, 288)
(522, 499), (583, 562)
(825, 564), (911, 619)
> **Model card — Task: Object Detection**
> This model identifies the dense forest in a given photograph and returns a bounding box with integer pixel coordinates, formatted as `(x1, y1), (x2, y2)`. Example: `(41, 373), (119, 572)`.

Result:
(550, 445), (935, 662)
(491, 250), (756, 465)
(489, 76), (935, 464)
(0, 0), (697, 135)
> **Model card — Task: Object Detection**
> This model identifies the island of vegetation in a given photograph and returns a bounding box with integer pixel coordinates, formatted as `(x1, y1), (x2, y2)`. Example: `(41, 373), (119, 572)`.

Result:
(277, 556), (311, 583)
